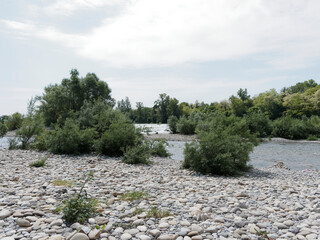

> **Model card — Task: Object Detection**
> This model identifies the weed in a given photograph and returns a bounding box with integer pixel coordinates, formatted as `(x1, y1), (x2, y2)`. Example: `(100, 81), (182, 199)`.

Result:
(52, 179), (73, 187)
(61, 171), (98, 224)
(120, 191), (149, 201)
(255, 229), (274, 240)
(113, 223), (134, 230)
(147, 207), (171, 218)
(30, 158), (47, 167)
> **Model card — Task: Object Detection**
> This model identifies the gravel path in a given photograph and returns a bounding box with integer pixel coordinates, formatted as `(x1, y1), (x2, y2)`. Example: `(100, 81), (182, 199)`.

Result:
(0, 149), (320, 240)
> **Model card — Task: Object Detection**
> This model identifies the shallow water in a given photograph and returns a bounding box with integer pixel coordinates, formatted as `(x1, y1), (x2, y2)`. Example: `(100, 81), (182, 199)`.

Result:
(167, 140), (320, 170)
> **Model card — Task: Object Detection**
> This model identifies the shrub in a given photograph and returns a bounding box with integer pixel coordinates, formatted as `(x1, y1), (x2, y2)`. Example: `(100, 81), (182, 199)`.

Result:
(183, 114), (258, 176)
(305, 115), (320, 137)
(177, 116), (196, 135)
(16, 116), (43, 149)
(62, 172), (97, 224)
(96, 121), (140, 156)
(122, 144), (151, 165)
(183, 130), (255, 176)
(168, 115), (178, 134)
(272, 116), (308, 140)
(52, 179), (73, 187)
(147, 207), (171, 218)
(5, 112), (23, 131)
(46, 119), (95, 154)
(120, 191), (149, 201)
(0, 122), (7, 137)
(148, 139), (171, 157)
(245, 111), (272, 138)
(30, 158), (47, 168)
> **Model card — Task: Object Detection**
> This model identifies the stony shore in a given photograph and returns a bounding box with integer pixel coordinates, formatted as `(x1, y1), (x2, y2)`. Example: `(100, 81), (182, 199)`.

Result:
(0, 149), (320, 240)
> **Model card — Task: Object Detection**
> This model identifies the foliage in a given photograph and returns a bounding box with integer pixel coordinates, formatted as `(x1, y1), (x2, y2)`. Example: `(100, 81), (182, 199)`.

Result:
(0, 122), (7, 137)
(117, 97), (132, 113)
(167, 115), (178, 134)
(46, 118), (95, 154)
(230, 88), (253, 117)
(62, 172), (97, 224)
(120, 191), (149, 201)
(282, 79), (317, 94)
(183, 113), (258, 176)
(271, 116), (308, 140)
(148, 139), (171, 157)
(147, 207), (171, 218)
(5, 112), (23, 131)
(177, 116), (196, 135)
(30, 158), (47, 168)
(96, 121), (140, 156)
(52, 179), (73, 187)
(122, 143), (151, 165)
(39, 69), (114, 126)
(245, 111), (272, 138)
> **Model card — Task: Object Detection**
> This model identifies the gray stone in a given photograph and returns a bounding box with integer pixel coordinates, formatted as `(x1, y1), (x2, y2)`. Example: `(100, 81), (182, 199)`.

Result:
(70, 233), (89, 240)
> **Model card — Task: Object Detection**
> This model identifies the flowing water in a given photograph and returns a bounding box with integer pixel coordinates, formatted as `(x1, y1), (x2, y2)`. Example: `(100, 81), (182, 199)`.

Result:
(167, 140), (320, 170)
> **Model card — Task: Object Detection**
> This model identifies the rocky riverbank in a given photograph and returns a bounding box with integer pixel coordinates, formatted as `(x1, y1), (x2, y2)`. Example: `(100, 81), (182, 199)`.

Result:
(0, 149), (320, 240)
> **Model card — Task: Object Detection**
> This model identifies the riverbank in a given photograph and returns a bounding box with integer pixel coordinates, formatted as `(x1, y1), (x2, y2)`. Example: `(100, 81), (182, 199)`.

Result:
(0, 149), (319, 240)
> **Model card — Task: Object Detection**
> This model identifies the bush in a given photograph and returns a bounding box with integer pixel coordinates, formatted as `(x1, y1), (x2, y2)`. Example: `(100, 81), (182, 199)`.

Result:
(96, 121), (140, 156)
(245, 111), (272, 138)
(305, 115), (320, 137)
(183, 114), (258, 176)
(30, 158), (46, 167)
(5, 112), (23, 131)
(168, 116), (178, 134)
(62, 172), (97, 224)
(46, 119), (95, 154)
(120, 191), (149, 201)
(148, 139), (171, 157)
(0, 122), (7, 137)
(183, 130), (255, 176)
(177, 116), (196, 135)
(147, 207), (171, 218)
(272, 116), (308, 140)
(122, 144), (151, 165)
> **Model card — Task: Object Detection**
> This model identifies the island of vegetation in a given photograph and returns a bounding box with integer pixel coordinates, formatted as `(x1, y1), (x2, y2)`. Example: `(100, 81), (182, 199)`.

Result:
(0, 70), (319, 240)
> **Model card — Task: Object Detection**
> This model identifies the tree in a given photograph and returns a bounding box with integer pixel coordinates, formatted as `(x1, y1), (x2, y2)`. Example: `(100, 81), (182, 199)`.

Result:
(39, 69), (114, 126)
(117, 97), (132, 113)
(230, 88), (253, 117)
(154, 93), (170, 123)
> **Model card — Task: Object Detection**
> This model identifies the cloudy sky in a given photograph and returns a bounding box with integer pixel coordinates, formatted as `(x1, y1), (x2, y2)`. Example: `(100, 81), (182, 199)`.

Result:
(1, 0), (320, 115)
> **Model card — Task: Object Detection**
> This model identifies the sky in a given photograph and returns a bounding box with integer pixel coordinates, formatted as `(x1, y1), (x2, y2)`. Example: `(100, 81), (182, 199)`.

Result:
(1, 0), (320, 115)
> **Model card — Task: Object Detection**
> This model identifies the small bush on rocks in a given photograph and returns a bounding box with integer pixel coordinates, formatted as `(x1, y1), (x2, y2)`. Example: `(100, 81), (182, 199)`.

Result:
(147, 207), (171, 218)
(0, 122), (8, 137)
(148, 139), (171, 157)
(272, 116), (308, 140)
(52, 179), (73, 187)
(5, 112), (23, 131)
(177, 116), (196, 135)
(168, 115), (178, 133)
(30, 158), (47, 168)
(96, 121), (141, 156)
(62, 172), (97, 224)
(120, 191), (149, 201)
(121, 143), (151, 165)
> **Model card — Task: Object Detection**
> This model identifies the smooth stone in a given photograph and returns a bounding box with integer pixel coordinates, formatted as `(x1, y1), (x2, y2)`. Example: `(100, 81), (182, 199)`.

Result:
(306, 233), (317, 239)
(149, 229), (160, 237)
(158, 234), (174, 240)
(138, 235), (151, 240)
(191, 236), (202, 240)
(88, 218), (95, 225)
(133, 219), (144, 226)
(137, 225), (147, 232)
(121, 233), (132, 240)
(89, 229), (101, 239)
(159, 222), (170, 229)
(50, 219), (63, 227)
(70, 233), (89, 240)
(0, 209), (12, 219)
(127, 229), (139, 235)
(95, 217), (109, 225)
(49, 235), (63, 240)
(16, 218), (31, 227)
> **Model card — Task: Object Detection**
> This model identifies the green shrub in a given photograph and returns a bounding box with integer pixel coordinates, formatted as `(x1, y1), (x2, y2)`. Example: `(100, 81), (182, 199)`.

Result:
(307, 135), (318, 141)
(30, 158), (47, 168)
(183, 130), (255, 176)
(120, 191), (149, 201)
(96, 121), (140, 156)
(177, 116), (196, 135)
(47, 119), (95, 154)
(0, 122), (8, 137)
(5, 112), (23, 131)
(122, 144), (151, 165)
(245, 111), (272, 138)
(305, 115), (320, 137)
(147, 207), (171, 218)
(272, 116), (308, 140)
(15, 116), (43, 149)
(183, 114), (257, 176)
(168, 116), (178, 134)
(62, 172), (97, 224)
(148, 139), (171, 157)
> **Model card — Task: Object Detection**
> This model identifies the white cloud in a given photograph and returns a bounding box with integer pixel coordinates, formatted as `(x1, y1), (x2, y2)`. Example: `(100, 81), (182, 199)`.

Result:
(2, 0), (320, 69)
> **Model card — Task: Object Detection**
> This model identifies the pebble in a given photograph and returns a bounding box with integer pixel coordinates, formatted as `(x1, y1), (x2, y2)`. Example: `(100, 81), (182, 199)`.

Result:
(0, 149), (319, 240)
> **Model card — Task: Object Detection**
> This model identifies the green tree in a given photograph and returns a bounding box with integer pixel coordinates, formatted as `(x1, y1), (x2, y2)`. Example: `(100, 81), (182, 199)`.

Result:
(154, 93), (170, 123)
(117, 97), (132, 113)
